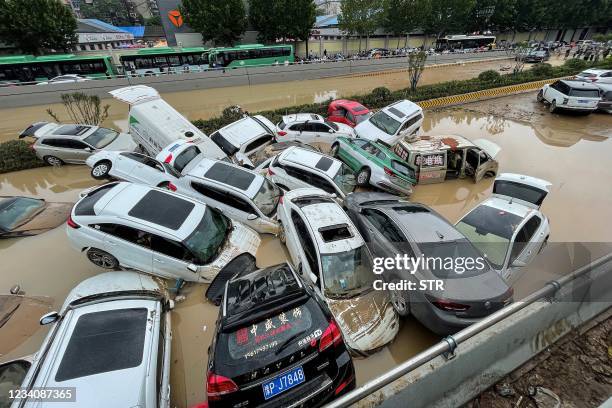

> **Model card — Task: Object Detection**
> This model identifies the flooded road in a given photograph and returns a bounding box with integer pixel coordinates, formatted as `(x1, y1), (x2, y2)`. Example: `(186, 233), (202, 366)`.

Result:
(1, 89), (610, 407)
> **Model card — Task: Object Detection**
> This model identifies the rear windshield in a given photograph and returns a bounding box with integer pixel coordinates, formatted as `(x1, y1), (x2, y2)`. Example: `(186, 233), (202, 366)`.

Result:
(75, 183), (116, 216)
(321, 246), (375, 298)
(210, 131), (238, 156)
(252, 179), (281, 217)
(391, 160), (415, 180)
(277, 121), (287, 130)
(568, 89), (600, 98)
(174, 145), (201, 173)
(493, 180), (547, 206)
(0, 197), (45, 232)
(83, 128), (119, 149)
(55, 308), (148, 381)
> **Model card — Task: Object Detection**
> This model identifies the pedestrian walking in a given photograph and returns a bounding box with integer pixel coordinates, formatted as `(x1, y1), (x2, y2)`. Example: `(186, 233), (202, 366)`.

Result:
(565, 48), (571, 59)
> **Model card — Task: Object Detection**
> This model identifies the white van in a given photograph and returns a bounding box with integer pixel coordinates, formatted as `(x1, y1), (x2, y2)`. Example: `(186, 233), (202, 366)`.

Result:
(109, 85), (227, 160)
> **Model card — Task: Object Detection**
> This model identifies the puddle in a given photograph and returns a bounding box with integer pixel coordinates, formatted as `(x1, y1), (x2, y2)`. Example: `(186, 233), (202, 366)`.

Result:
(0, 89), (610, 407)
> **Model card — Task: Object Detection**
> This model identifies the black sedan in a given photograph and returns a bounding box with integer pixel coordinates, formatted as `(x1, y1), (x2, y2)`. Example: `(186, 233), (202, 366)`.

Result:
(345, 192), (513, 335)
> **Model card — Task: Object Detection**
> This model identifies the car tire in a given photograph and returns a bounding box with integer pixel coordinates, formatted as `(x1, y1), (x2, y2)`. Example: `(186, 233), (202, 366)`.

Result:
(549, 100), (557, 113)
(330, 143), (340, 157)
(44, 155), (63, 166)
(86, 248), (119, 269)
(390, 281), (410, 317)
(91, 160), (112, 180)
(356, 167), (371, 186)
(536, 90), (544, 102)
(278, 222), (286, 244)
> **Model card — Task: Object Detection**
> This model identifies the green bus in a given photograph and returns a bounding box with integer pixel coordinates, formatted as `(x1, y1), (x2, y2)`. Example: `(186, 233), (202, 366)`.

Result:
(119, 47), (209, 76)
(207, 44), (294, 68)
(0, 54), (116, 84)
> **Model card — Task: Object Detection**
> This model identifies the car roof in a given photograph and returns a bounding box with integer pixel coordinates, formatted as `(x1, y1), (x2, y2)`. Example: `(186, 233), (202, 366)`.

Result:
(187, 158), (265, 198)
(384, 204), (466, 242)
(582, 68), (610, 75)
(331, 99), (369, 112)
(44, 124), (97, 139)
(218, 116), (269, 146)
(282, 113), (324, 123)
(279, 146), (341, 178)
(478, 196), (534, 218)
(381, 99), (422, 120)
(94, 182), (206, 239)
(559, 79), (600, 90)
(399, 134), (475, 152)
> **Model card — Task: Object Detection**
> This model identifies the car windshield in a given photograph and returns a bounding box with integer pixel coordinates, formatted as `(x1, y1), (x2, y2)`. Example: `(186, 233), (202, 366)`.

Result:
(321, 246), (375, 298)
(568, 89), (600, 98)
(332, 163), (356, 195)
(577, 72), (596, 77)
(173, 145), (201, 173)
(0, 197), (45, 232)
(418, 239), (490, 278)
(455, 205), (523, 269)
(183, 209), (230, 264)
(355, 112), (371, 124)
(325, 121), (339, 131)
(83, 128), (119, 149)
(210, 131), (238, 156)
(368, 111), (402, 135)
(252, 179), (281, 217)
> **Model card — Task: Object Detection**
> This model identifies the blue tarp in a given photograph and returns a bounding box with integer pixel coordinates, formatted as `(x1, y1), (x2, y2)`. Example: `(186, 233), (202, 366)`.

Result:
(315, 15), (338, 28)
(117, 26), (146, 38)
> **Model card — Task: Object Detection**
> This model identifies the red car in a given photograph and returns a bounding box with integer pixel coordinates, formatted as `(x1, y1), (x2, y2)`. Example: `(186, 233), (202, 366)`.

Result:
(327, 99), (371, 128)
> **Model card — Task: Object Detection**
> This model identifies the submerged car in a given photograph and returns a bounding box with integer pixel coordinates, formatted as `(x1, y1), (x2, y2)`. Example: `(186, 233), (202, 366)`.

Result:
(8, 271), (172, 408)
(354, 100), (423, 146)
(277, 188), (399, 355)
(537, 80), (601, 114)
(205, 263), (355, 407)
(66, 182), (260, 282)
(0, 196), (72, 238)
(392, 134), (500, 184)
(276, 113), (356, 145)
(327, 99), (372, 128)
(258, 146), (356, 202)
(345, 192), (513, 335)
(20, 122), (136, 166)
(331, 137), (415, 196)
(455, 173), (551, 284)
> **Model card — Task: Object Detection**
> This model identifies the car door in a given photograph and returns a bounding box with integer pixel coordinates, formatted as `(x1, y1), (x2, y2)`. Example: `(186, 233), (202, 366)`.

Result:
(312, 122), (335, 144)
(286, 123), (304, 142)
(297, 121), (318, 144)
(290, 209), (321, 286)
(150, 233), (195, 280)
(97, 223), (153, 272)
(544, 82), (560, 102)
(341, 139), (370, 170)
(111, 152), (153, 182)
(130, 154), (172, 186)
(189, 180), (254, 225)
(62, 139), (93, 163)
(503, 215), (544, 283)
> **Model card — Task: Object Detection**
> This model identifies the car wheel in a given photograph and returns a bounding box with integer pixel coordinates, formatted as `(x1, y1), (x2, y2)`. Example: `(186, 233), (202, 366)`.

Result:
(390, 282), (410, 317)
(330, 143), (340, 157)
(278, 222), (286, 244)
(86, 248), (119, 269)
(356, 167), (371, 186)
(91, 160), (112, 180)
(549, 100), (557, 113)
(536, 90), (544, 102)
(44, 155), (63, 166)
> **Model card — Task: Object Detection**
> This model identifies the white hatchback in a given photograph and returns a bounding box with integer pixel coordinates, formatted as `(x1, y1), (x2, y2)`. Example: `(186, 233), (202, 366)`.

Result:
(276, 113), (356, 145)
(66, 182), (260, 282)
(354, 100), (423, 146)
(277, 187), (399, 355)
(574, 68), (612, 84)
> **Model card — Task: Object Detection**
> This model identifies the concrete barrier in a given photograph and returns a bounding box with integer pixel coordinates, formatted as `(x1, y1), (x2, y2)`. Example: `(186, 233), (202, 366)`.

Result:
(351, 254), (612, 408)
(0, 51), (510, 109)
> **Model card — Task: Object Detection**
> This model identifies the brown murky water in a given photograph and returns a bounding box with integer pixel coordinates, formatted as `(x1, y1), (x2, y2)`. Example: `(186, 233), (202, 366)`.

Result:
(1, 88), (610, 407)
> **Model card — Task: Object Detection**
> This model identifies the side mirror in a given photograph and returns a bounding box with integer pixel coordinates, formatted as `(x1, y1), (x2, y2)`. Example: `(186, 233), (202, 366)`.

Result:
(247, 213), (258, 220)
(328, 129), (334, 133)
(39, 311), (59, 325)
(85, 147), (92, 152)
(187, 263), (198, 272)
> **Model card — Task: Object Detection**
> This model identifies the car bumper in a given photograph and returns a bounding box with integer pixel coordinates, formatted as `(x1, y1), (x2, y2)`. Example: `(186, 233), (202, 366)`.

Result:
(557, 105), (598, 112)
(375, 175), (413, 196)
(409, 290), (482, 335)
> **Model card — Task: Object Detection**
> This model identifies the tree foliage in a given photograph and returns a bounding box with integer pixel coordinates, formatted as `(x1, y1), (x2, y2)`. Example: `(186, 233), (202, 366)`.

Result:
(181, 0), (247, 46)
(249, 0), (316, 43)
(0, 0), (77, 54)
(339, 0), (383, 37)
(419, 0), (476, 38)
(381, 0), (421, 39)
(407, 51), (426, 90)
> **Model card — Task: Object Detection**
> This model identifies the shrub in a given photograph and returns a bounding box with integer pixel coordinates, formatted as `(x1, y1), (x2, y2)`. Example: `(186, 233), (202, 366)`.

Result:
(478, 70), (501, 82)
(0, 140), (45, 174)
(563, 58), (589, 71)
(530, 63), (554, 78)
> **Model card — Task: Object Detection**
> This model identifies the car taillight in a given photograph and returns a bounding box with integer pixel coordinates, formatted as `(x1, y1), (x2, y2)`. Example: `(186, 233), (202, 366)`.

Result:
(277, 131), (287, 136)
(279, 195), (284, 204)
(335, 373), (354, 395)
(66, 214), (80, 229)
(267, 167), (275, 176)
(164, 154), (173, 163)
(383, 166), (394, 176)
(167, 182), (177, 191)
(319, 319), (343, 351)
(206, 372), (238, 401)
(430, 297), (470, 312)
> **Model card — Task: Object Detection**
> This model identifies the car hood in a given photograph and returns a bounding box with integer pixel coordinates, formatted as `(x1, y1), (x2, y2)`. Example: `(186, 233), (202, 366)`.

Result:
(355, 120), (392, 143)
(327, 289), (399, 354)
(204, 223), (261, 282)
(104, 132), (137, 151)
(9, 202), (72, 237)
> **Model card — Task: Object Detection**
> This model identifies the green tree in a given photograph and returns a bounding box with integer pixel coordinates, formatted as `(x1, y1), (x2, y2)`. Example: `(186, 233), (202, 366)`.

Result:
(0, 0), (77, 54)
(339, 0), (383, 51)
(420, 0), (477, 44)
(284, 0), (317, 53)
(80, 0), (139, 26)
(381, 0), (421, 48)
(181, 0), (247, 46)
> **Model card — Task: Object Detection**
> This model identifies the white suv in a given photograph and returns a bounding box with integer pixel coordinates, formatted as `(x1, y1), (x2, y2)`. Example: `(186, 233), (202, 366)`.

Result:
(66, 182), (260, 282)
(9, 271), (172, 408)
(537, 79), (601, 113)
(275, 113), (356, 145)
(355, 100), (423, 146)
(277, 188), (399, 355)
(257, 146), (356, 202)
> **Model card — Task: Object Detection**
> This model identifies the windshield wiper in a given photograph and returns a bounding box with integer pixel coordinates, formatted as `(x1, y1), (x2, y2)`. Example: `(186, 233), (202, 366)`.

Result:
(275, 329), (306, 355)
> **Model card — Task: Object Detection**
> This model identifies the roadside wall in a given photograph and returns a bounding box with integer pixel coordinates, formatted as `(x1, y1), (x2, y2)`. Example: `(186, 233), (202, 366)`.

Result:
(357, 256), (612, 408)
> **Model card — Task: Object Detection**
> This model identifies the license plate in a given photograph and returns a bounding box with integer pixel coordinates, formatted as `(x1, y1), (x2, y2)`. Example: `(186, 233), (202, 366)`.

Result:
(578, 100), (589, 103)
(262, 366), (305, 400)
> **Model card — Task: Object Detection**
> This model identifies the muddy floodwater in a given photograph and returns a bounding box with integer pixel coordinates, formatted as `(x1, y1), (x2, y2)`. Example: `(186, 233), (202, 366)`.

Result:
(1, 89), (611, 407)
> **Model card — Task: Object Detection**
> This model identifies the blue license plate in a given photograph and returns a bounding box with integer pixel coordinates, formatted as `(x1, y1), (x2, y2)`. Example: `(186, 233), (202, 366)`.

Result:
(262, 366), (305, 400)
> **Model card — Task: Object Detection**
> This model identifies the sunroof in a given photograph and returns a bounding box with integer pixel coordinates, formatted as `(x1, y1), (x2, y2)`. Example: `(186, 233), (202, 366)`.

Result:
(54, 125), (91, 136)
(204, 162), (255, 190)
(315, 156), (333, 171)
(393, 205), (430, 214)
(319, 224), (353, 242)
(128, 190), (194, 230)
(388, 107), (406, 118)
(55, 308), (147, 382)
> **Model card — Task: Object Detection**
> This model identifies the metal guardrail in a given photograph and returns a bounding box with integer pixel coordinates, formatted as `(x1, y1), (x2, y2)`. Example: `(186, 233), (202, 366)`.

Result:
(325, 251), (612, 408)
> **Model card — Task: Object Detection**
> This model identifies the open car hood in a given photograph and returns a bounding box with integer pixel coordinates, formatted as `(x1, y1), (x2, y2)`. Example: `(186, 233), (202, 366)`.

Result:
(109, 85), (160, 105)
(473, 138), (501, 159)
